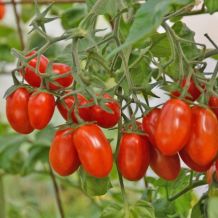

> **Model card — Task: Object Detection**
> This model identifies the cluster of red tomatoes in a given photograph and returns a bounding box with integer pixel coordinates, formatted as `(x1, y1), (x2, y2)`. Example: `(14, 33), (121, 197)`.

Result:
(0, 0), (5, 20)
(117, 78), (218, 182)
(6, 51), (121, 178)
(5, 51), (218, 182)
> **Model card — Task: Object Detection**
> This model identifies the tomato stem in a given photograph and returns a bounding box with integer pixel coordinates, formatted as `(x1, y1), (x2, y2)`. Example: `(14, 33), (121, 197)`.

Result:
(168, 180), (206, 201)
(49, 164), (65, 218)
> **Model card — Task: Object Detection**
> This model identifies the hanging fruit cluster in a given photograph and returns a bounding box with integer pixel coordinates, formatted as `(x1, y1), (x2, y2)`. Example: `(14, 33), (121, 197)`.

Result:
(5, 50), (218, 182)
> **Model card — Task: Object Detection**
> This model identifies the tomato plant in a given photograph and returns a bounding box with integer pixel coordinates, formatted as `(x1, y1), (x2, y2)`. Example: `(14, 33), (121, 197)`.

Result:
(2, 0), (218, 217)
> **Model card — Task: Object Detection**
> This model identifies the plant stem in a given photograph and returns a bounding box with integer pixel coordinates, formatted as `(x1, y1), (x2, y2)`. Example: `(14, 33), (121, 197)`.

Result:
(168, 180), (206, 201)
(49, 165), (65, 218)
(0, 174), (6, 218)
(11, 0), (25, 50)
(4, 0), (85, 4)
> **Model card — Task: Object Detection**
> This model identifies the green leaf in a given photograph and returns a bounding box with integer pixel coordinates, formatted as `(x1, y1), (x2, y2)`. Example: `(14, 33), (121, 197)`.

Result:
(22, 145), (49, 175)
(191, 199), (205, 218)
(109, 0), (192, 57)
(101, 200), (155, 218)
(61, 5), (87, 30)
(34, 126), (55, 146)
(87, 0), (123, 16)
(101, 203), (124, 218)
(208, 197), (218, 218)
(205, 0), (218, 14)
(79, 168), (112, 196)
(0, 134), (27, 174)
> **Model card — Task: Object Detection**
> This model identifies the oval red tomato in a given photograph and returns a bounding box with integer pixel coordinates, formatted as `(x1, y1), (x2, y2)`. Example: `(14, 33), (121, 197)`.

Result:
(155, 99), (192, 156)
(21, 51), (49, 87)
(73, 124), (113, 178)
(142, 108), (161, 146)
(91, 94), (121, 128)
(49, 128), (80, 176)
(209, 96), (218, 119)
(142, 108), (180, 180)
(150, 147), (180, 181)
(57, 94), (92, 122)
(118, 133), (150, 181)
(180, 149), (212, 172)
(6, 88), (34, 134)
(49, 63), (73, 90)
(171, 78), (201, 101)
(182, 107), (218, 166)
(0, 0), (5, 20)
(28, 91), (55, 130)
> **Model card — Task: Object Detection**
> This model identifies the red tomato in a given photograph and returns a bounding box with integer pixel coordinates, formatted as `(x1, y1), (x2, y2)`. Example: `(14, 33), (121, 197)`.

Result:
(118, 133), (150, 181)
(142, 108), (161, 146)
(150, 147), (180, 181)
(155, 99), (192, 156)
(0, 0), (5, 20)
(49, 63), (73, 90)
(142, 108), (180, 180)
(183, 107), (218, 166)
(73, 124), (113, 178)
(91, 94), (121, 128)
(209, 96), (218, 119)
(57, 94), (92, 122)
(6, 88), (33, 134)
(180, 149), (212, 172)
(171, 78), (201, 101)
(21, 51), (49, 87)
(49, 128), (80, 176)
(28, 91), (55, 129)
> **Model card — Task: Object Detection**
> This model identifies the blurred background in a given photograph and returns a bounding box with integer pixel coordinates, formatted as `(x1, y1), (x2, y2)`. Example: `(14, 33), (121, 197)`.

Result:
(0, 0), (217, 217)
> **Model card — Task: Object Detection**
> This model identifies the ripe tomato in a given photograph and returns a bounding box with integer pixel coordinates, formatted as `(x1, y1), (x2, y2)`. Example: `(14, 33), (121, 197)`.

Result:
(209, 96), (218, 119)
(171, 78), (201, 101)
(21, 51), (49, 87)
(28, 91), (55, 129)
(155, 99), (191, 156)
(142, 108), (161, 146)
(180, 149), (212, 172)
(142, 108), (180, 180)
(0, 0), (5, 20)
(6, 88), (33, 134)
(49, 128), (80, 176)
(73, 124), (113, 178)
(91, 94), (121, 128)
(150, 147), (180, 181)
(183, 107), (218, 166)
(57, 94), (92, 122)
(118, 133), (150, 181)
(49, 63), (73, 90)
